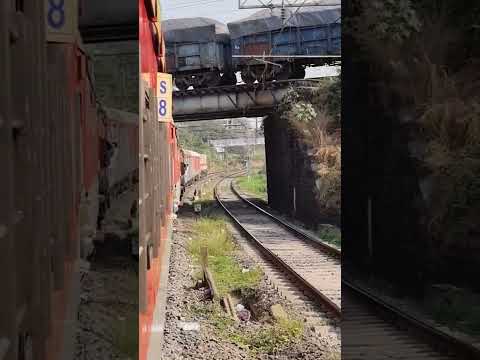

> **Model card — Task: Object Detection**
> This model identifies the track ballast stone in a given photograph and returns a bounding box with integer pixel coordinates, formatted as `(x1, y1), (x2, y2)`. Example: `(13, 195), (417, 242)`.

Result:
(161, 185), (339, 359)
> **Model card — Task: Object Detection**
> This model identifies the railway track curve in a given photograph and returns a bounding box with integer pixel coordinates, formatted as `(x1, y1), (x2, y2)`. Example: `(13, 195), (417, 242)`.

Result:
(216, 174), (480, 359)
(215, 175), (341, 317)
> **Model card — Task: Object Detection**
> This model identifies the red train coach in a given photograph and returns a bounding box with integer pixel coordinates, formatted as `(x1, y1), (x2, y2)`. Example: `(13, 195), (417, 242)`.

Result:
(139, 1), (179, 359)
(1, 2), (101, 359)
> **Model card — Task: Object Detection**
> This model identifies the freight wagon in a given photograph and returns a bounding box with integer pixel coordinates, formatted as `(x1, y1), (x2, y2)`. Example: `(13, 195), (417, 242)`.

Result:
(163, 6), (341, 89)
(139, 1), (183, 360)
(229, 6), (341, 82)
(99, 107), (139, 196)
(163, 17), (235, 90)
(199, 153), (208, 176)
(0, 2), (109, 358)
(181, 149), (205, 186)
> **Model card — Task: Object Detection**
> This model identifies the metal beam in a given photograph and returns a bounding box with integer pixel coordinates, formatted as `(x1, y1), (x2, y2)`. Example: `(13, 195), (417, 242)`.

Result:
(173, 79), (321, 122)
(238, 0), (340, 9)
(233, 55), (341, 59)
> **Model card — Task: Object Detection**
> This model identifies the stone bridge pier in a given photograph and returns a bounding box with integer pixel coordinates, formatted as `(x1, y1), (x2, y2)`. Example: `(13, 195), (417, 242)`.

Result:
(263, 114), (337, 229)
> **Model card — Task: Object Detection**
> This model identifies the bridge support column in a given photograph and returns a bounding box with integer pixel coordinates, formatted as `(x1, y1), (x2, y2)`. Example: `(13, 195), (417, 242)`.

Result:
(264, 114), (333, 228)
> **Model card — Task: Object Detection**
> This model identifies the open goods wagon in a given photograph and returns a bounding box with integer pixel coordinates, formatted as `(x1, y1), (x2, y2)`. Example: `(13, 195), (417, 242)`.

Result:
(164, 17), (235, 90)
(229, 6), (341, 82)
(163, 6), (341, 89)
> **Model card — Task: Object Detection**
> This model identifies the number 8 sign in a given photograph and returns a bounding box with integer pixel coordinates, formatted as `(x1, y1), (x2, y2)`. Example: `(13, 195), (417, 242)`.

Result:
(157, 73), (173, 122)
(45, 0), (77, 43)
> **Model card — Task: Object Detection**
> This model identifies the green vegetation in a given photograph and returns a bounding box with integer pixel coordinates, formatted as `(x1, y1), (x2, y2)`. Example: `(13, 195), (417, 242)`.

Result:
(236, 174), (268, 199)
(187, 218), (263, 297)
(189, 303), (304, 355)
(186, 188), (307, 356)
(426, 287), (480, 336)
(280, 78), (341, 217)
(177, 127), (225, 171)
(230, 318), (304, 354)
(316, 225), (342, 248)
(187, 218), (234, 257)
(347, 1), (480, 252)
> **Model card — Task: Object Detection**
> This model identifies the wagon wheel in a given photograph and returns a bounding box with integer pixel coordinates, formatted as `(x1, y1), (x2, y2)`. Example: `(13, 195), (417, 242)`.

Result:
(200, 71), (221, 88)
(220, 72), (237, 86)
(175, 82), (189, 91)
(174, 77), (189, 91)
(241, 70), (256, 85)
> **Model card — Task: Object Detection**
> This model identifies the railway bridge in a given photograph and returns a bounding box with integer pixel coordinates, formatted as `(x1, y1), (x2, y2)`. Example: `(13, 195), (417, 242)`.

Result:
(172, 79), (322, 122)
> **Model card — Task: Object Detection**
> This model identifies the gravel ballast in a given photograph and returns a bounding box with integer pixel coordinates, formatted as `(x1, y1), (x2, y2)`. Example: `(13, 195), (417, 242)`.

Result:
(161, 184), (340, 360)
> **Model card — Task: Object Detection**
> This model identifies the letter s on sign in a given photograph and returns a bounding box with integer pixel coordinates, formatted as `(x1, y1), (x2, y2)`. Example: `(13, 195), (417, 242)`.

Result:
(160, 81), (167, 94)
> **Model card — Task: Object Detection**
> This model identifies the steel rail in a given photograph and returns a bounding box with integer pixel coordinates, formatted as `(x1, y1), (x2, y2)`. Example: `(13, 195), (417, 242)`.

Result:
(344, 277), (480, 359)
(215, 176), (341, 317)
(231, 181), (340, 256)
(230, 179), (480, 359)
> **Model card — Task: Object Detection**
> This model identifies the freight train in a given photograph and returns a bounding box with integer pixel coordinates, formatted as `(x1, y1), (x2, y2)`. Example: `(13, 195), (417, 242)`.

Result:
(0, 2), (140, 358)
(164, 6), (341, 89)
(140, 4), (214, 358)
(179, 149), (209, 201)
(139, 1), (184, 359)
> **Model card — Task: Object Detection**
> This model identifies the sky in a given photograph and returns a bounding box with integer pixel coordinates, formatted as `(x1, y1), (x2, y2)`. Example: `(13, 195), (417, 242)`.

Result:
(161, 0), (258, 23)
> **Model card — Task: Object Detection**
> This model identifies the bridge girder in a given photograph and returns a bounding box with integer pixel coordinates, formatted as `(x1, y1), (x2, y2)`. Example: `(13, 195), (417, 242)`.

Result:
(173, 79), (322, 122)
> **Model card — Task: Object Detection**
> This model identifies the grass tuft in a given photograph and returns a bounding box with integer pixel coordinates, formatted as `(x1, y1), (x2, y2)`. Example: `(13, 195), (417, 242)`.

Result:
(187, 217), (263, 297)
(236, 174), (268, 199)
(187, 218), (235, 258)
(316, 225), (342, 248)
(231, 318), (304, 354)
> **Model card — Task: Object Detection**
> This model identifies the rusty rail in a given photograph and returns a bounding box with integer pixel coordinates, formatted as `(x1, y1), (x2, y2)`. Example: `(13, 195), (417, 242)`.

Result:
(215, 176), (341, 317)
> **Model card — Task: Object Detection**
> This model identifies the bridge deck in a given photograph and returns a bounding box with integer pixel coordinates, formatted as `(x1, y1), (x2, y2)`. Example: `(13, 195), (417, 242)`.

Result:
(173, 79), (324, 122)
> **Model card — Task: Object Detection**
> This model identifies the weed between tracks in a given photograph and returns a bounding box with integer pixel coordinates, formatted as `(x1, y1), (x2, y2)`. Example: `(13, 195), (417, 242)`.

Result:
(189, 302), (304, 355)
(187, 213), (305, 354)
(188, 217), (263, 297)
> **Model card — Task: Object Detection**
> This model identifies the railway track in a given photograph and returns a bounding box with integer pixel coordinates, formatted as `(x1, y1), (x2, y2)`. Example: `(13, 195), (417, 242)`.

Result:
(217, 174), (480, 359)
(215, 175), (341, 316)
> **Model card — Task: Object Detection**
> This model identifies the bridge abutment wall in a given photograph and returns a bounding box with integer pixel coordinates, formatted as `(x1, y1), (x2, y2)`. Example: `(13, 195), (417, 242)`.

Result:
(264, 114), (331, 229)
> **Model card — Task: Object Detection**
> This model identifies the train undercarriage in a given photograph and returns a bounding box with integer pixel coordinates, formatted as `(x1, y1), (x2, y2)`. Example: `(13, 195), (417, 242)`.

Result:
(174, 69), (237, 90)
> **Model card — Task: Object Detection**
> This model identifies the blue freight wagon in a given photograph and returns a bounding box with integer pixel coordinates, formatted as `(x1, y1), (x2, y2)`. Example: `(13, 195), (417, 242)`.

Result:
(163, 18), (235, 90)
(228, 6), (341, 83)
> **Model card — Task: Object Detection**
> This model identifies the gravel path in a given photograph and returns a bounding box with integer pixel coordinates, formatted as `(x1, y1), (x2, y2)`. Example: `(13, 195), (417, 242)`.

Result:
(75, 189), (138, 360)
(161, 183), (340, 360)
